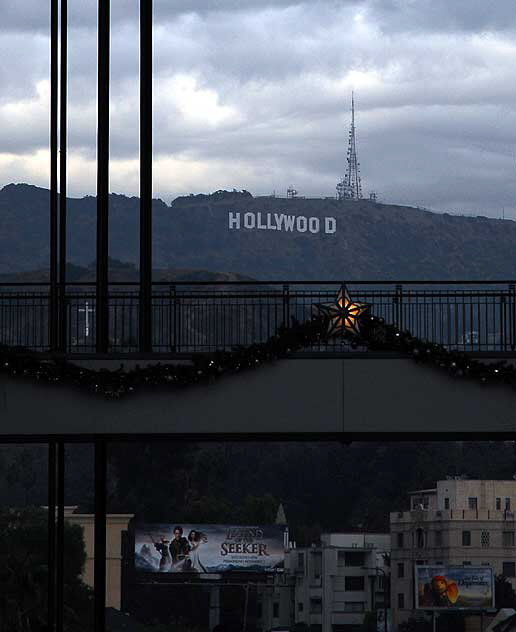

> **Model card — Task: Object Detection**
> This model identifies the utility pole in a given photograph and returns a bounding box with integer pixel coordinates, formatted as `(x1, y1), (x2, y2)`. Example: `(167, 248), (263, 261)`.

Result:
(363, 565), (388, 632)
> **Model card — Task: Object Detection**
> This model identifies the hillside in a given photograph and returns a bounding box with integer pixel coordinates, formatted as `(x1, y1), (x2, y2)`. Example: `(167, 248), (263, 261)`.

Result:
(0, 259), (253, 285)
(2, 182), (516, 279)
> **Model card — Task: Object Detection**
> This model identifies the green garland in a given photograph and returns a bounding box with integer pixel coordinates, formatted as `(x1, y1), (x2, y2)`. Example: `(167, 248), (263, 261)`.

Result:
(0, 307), (513, 399)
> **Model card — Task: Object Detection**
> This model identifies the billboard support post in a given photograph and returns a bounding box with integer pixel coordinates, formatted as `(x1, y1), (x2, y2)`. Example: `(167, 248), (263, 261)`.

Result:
(209, 585), (220, 630)
(243, 583), (250, 632)
(432, 611), (436, 632)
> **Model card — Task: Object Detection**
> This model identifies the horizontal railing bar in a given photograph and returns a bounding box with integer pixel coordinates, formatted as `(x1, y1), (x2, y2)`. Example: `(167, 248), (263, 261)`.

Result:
(0, 291), (512, 301)
(6, 350), (516, 361)
(1, 280), (516, 288)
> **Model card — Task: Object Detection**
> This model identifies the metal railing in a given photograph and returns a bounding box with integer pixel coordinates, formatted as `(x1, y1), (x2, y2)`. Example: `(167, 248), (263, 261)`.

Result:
(0, 281), (515, 354)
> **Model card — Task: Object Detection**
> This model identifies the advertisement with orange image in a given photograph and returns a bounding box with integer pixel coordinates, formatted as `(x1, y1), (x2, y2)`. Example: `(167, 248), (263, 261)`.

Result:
(416, 566), (494, 610)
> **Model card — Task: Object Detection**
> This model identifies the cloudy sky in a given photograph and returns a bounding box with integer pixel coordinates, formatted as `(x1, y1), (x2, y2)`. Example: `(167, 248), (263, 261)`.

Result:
(2, 0), (516, 217)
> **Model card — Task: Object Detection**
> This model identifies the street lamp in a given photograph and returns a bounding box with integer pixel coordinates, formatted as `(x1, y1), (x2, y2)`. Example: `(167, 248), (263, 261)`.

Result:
(362, 566), (389, 632)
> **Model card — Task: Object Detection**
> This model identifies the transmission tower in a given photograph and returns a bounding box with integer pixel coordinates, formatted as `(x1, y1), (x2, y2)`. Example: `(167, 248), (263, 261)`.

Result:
(337, 92), (362, 200)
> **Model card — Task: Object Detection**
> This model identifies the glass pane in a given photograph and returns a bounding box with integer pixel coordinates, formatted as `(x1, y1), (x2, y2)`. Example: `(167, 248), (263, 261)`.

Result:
(0, 2), (50, 276)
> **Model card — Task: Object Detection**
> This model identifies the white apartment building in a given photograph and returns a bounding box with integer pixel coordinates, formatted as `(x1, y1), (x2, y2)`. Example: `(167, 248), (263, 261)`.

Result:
(258, 532), (391, 632)
(390, 479), (516, 630)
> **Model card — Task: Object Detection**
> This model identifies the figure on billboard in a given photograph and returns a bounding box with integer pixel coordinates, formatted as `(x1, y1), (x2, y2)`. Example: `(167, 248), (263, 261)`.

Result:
(168, 526), (191, 570)
(420, 575), (459, 607)
(153, 537), (172, 571)
(185, 530), (208, 572)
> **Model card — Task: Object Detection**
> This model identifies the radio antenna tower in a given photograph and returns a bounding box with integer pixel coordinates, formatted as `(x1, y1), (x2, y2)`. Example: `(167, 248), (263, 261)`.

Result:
(337, 92), (362, 200)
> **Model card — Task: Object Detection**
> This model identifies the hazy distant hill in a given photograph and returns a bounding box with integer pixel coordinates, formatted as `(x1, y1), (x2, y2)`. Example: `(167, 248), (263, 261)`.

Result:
(0, 259), (253, 285)
(2, 182), (516, 280)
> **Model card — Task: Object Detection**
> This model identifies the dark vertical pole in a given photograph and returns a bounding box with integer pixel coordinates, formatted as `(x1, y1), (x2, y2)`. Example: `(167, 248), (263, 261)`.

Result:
(56, 442), (65, 631)
(139, 0), (153, 352)
(59, 0), (68, 352)
(94, 439), (107, 632)
(48, 442), (57, 632)
(383, 571), (388, 632)
(50, 0), (58, 351)
(96, 0), (110, 353)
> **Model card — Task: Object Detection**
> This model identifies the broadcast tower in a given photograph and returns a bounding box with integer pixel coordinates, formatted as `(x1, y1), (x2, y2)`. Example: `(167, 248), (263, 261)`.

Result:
(337, 92), (362, 200)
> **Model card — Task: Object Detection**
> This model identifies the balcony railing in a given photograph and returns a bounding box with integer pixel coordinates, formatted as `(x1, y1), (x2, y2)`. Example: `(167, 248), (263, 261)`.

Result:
(1, 281), (515, 354)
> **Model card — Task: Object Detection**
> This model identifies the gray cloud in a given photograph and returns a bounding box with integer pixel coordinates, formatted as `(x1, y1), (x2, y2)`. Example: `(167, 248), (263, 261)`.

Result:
(1, 0), (516, 219)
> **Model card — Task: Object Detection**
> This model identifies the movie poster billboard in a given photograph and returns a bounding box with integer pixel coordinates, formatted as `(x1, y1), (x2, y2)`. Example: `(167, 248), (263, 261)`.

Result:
(415, 566), (494, 610)
(135, 524), (286, 573)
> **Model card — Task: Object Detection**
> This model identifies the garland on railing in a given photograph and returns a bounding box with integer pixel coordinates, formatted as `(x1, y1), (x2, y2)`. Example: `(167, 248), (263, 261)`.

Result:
(0, 285), (514, 398)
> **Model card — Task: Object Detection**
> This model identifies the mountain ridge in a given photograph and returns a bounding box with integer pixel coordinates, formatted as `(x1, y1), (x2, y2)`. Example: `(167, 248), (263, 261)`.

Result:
(2, 182), (516, 280)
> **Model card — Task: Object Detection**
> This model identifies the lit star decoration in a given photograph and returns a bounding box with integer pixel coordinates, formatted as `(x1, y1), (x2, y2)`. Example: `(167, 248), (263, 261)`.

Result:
(316, 285), (370, 337)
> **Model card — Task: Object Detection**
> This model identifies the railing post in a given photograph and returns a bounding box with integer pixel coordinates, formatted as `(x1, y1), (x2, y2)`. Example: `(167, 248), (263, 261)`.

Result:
(396, 283), (403, 330)
(501, 292), (507, 352)
(170, 285), (177, 352)
(283, 284), (290, 328)
(392, 285), (399, 329)
(509, 284), (515, 351)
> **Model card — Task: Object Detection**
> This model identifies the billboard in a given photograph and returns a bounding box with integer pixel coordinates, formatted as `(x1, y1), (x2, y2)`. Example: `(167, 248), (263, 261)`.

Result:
(415, 566), (494, 610)
(135, 524), (286, 573)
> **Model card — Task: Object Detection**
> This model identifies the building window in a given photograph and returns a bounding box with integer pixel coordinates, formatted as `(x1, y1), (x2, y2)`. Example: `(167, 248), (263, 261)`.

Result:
(313, 552), (322, 579)
(503, 562), (516, 577)
(468, 497), (478, 510)
(463, 561), (471, 566)
(298, 602), (304, 612)
(481, 531), (490, 548)
(344, 602), (365, 612)
(310, 598), (322, 614)
(503, 531), (515, 547)
(398, 593), (405, 609)
(344, 551), (366, 567)
(506, 498), (511, 511)
(444, 498), (450, 509)
(416, 528), (425, 548)
(257, 603), (263, 618)
(273, 602), (279, 618)
(345, 576), (365, 591)
(397, 562), (405, 578)
(397, 532), (404, 548)
(462, 530), (471, 546)
(435, 530), (442, 546)
(497, 498), (502, 510)
(298, 552), (304, 568)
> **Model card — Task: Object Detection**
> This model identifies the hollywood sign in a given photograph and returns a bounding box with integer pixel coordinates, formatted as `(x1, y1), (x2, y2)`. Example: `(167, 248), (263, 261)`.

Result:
(228, 212), (337, 235)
